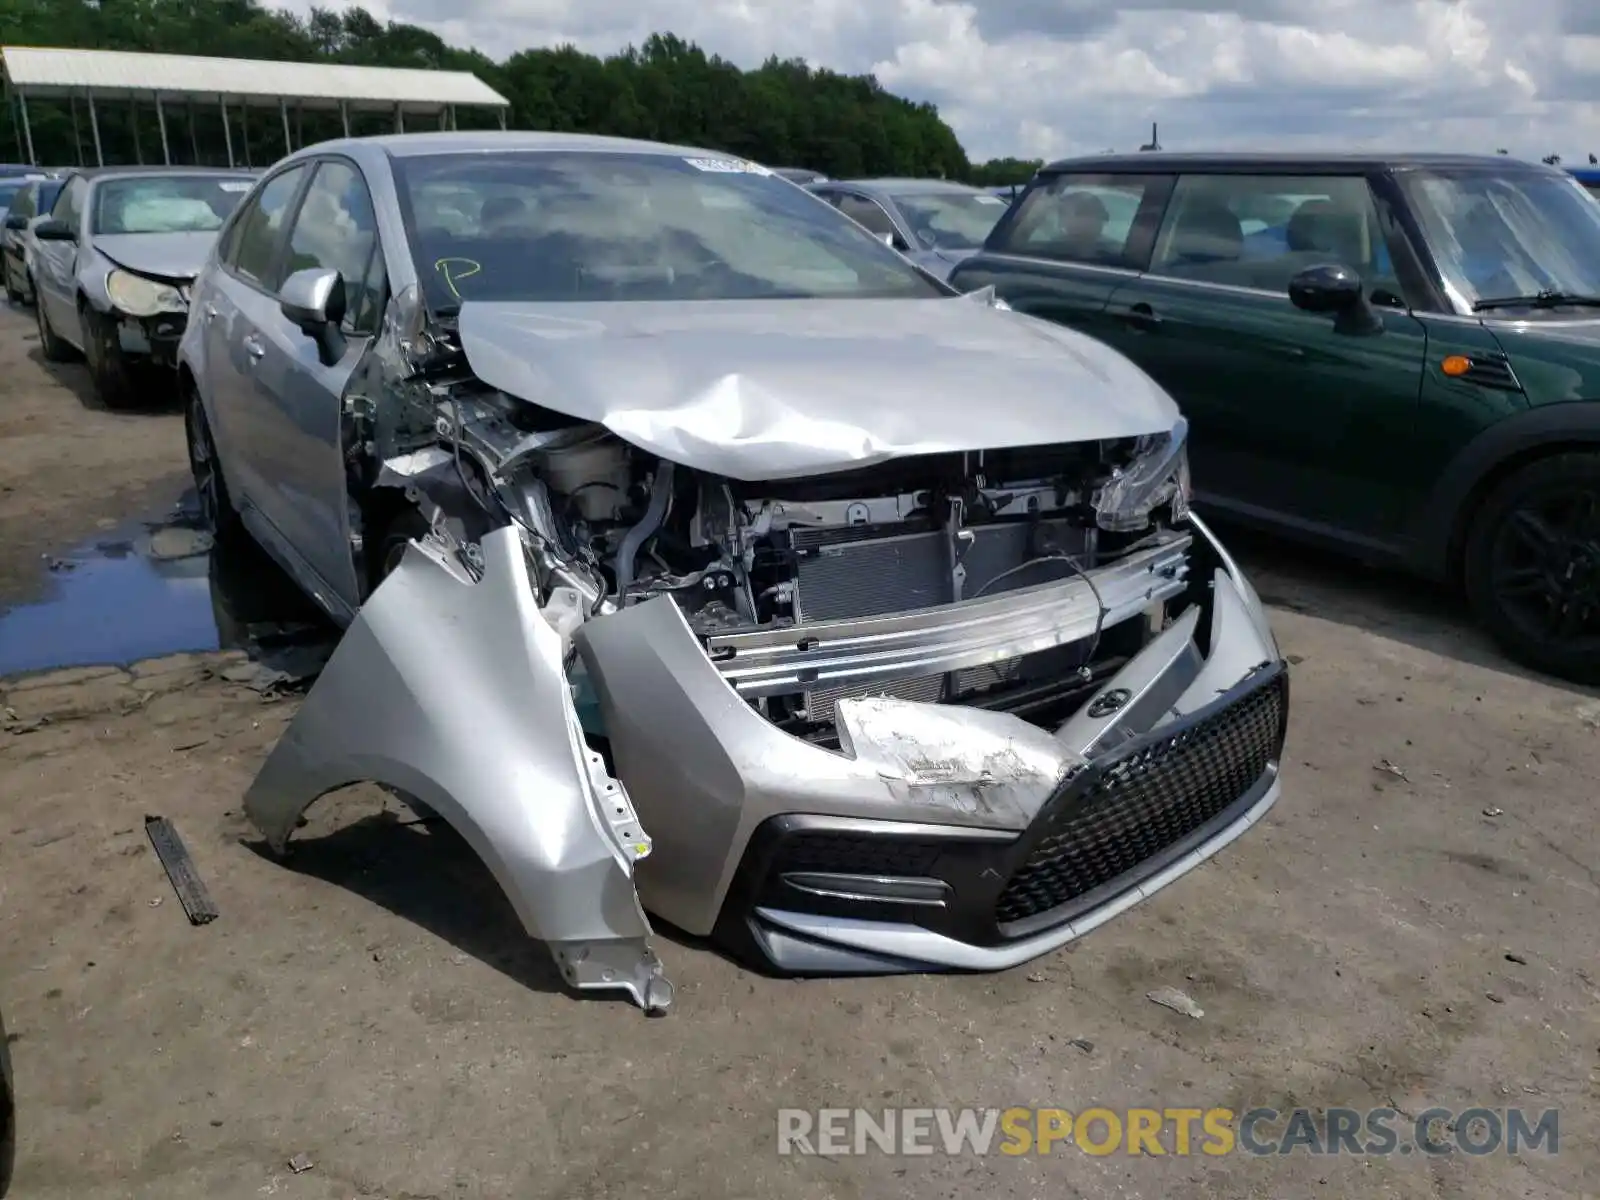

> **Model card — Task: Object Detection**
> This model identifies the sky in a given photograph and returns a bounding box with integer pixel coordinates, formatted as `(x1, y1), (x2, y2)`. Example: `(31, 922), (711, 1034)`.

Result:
(272, 0), (1600, 165)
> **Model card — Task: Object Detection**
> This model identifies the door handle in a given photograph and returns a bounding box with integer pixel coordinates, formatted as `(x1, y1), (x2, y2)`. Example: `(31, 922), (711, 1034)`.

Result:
(1113, 302), (1163, 331)
(203, 303), (217, 323)
(242, 335), (265, 360)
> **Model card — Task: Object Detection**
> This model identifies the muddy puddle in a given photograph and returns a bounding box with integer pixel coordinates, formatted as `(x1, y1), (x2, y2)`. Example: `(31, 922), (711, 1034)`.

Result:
(0, 494), (336, 679)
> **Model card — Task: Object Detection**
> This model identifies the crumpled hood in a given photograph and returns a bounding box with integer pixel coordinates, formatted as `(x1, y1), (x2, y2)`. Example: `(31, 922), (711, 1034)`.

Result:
(92, 231), (217, 282)
(455, 294), (1179, 481)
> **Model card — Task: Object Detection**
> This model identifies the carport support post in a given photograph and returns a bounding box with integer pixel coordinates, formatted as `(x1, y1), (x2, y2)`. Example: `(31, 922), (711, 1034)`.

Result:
(279, 97), (291, 154)
(394, 102), (403, 133)
(497, 107), (507, 130)
(156, 95), (171, 164)
(87, 90), (103, 166)
(17, 92), (34, 165)
(69, 95), (82, 165)
(131, 99), (144, 164)
(240, 103), (251, 167)
(339, 100), (350, 138)
(221, 99), (234, 168)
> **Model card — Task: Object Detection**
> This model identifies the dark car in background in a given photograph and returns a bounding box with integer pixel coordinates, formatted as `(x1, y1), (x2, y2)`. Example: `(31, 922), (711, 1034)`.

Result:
(807, 177), (1010, 279)
(1568, 166), (1600, 197)
(951, 152), (1600, 683)
(2, 176), (65, 304)
(31, 165), (258, 408)
(768, 166), (829, 184)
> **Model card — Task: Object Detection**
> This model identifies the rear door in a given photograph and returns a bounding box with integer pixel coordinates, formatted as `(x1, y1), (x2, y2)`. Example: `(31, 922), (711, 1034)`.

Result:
(948, 171), (1174, 345)
(202, 163), (311, 521)
(1101, 171), (1430, 546)
(244, 156), (387, 611)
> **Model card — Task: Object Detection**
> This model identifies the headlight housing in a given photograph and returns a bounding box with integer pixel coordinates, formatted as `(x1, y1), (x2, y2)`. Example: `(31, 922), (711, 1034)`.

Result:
(1092, 416), (1190, 532)
(105, 269), (187, 318)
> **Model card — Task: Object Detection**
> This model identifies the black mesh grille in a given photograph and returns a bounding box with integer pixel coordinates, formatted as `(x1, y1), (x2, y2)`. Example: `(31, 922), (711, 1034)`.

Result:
(995, 669), (1287, 926)
(770, 832), (948, 877)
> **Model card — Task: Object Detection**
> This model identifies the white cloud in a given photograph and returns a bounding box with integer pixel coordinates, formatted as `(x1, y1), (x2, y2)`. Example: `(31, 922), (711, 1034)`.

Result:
(274, 0), (1600, 164)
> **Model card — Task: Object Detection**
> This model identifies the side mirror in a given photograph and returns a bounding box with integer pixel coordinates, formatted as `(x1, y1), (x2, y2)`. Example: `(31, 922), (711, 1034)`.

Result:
(33, 218), (74, 241)
(3, 214), (26, 231)
(1288, 263), (1383, 336)
(878, 231), (896, 248)
(278, 267), (347, 366)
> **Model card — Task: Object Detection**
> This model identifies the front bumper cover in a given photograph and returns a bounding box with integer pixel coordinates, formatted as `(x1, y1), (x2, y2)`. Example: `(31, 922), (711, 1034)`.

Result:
(244, 512), (1285, 1009)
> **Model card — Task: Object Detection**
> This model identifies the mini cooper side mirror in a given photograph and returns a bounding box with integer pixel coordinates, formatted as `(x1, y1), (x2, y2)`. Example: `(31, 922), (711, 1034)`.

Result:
(278, 267), (347, 367)
(3, 213), (27, 231)
(1288, 263), (1383, 336)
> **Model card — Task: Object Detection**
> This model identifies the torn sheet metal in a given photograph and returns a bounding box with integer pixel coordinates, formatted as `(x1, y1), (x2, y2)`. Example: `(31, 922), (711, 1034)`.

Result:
(242, 525), (672, 1013)
(454, 295), (1179, 481)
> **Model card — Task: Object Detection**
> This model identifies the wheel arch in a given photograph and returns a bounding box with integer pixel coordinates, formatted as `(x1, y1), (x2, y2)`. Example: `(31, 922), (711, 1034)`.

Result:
(1407, 401), (1600, 584)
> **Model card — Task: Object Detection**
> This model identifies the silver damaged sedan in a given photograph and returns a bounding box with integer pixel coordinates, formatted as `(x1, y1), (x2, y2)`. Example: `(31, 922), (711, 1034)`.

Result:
(178, 132), (1289, 1014)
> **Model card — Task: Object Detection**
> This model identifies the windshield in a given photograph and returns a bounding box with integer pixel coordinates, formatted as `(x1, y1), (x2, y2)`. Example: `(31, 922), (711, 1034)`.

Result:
(889, 190), (1010, 250)
(393, 151), (945, 310)
(92, 175), (255, 235)
(1400, 170), (1600, 310)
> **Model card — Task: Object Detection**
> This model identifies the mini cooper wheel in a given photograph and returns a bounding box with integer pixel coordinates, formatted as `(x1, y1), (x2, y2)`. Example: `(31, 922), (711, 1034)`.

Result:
(82, 306), (137, 409)
(34, 294), (75, 362)
(185, 390), (239, 536)
(1464, 451), (1600, 685)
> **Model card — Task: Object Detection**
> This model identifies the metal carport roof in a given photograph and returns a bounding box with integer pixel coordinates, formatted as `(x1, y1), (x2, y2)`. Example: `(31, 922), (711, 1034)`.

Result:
(0, 45), (509, 113)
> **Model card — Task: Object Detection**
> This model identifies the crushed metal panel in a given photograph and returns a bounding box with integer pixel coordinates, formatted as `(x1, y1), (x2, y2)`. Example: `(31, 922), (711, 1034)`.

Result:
(243, 525), (672, 1013)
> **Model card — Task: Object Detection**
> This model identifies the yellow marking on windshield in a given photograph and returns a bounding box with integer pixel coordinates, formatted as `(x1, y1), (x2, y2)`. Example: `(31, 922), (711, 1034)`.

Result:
(434, 257), (482, 299)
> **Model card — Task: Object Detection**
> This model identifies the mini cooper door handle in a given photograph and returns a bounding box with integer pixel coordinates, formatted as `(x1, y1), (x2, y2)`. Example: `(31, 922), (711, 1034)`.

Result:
(242, 335), (265, 360)
(203, 303), (218, 322)
(1114, 302), (1163, 331)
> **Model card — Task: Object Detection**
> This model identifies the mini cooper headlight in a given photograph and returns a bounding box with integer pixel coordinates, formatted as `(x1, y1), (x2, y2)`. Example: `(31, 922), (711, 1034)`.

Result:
(105, 269), (187, 318)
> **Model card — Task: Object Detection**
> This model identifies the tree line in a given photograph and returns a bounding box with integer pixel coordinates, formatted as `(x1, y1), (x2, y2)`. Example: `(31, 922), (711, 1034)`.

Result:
(0, 0), (1045, 184)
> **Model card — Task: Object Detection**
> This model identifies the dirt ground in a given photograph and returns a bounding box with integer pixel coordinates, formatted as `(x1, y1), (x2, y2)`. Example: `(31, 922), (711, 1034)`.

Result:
(2, 301), (1598, 1199)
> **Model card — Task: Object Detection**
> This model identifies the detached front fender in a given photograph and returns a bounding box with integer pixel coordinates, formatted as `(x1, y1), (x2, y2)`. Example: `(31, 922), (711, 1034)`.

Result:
(244, 525), (673, 1012)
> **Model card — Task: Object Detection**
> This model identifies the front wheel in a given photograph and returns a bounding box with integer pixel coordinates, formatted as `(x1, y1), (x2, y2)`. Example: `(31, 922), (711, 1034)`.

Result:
(82, 306), (137, 409)
(1463, 451), (1600, 684)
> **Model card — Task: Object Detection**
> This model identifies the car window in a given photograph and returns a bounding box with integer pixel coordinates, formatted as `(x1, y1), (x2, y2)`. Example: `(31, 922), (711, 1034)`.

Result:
(281, 160), (385, 335)
(835, 194), (898, 238)
(393, 151), (944, 309)
(0, 181), (24, 214)
(51, 176), (86, 227)
(994, 174), (1162, 266)
(888, 190), (1008, 251)
(1401, 170), (1600, 310)
(230, 165), (307, 288)
(1149, 174), (1397, 294)
(7, 185), (32, 220)
(92, 175), (254, 235)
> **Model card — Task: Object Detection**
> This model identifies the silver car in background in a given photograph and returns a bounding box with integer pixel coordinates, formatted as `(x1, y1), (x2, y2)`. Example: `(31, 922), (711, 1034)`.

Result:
(808, 178), (1012, 278)
(1, 175), (63, 305)
(32, 166), (257, 407)
(179, 131), (1287, 1014)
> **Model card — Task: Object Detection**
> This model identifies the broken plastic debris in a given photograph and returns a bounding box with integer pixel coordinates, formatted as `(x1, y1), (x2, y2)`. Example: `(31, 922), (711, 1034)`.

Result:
(288, 1152), (314, 1174)
(1146, 986), (1204, 1018)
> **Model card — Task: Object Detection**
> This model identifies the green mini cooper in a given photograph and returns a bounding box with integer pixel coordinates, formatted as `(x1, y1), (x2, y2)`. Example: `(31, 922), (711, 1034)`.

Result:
(952, 152), (1600, 684)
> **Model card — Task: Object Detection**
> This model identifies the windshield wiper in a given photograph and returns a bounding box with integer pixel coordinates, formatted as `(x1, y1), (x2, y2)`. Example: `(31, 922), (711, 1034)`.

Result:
(1472, 289), (1600, 312)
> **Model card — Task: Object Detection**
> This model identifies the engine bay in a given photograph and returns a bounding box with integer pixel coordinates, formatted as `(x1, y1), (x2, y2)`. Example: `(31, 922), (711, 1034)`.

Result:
(358, 370), (1192, 740)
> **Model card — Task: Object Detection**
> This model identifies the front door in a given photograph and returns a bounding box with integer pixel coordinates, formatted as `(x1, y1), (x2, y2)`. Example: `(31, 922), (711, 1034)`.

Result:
(244, 157), (388, 612)
(34, 175), (87, 342)
(1101, 171), (1430, 548)
(948, 171), (1174, 347)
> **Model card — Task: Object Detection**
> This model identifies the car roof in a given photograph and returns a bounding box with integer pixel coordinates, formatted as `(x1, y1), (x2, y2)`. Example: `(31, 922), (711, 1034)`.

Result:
(1038, 151), (1566, 176)
(827, 178), (985, 194)
(286, 130), (738, 162)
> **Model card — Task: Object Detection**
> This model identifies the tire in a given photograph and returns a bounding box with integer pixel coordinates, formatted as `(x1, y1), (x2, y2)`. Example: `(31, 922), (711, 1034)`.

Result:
(185, 388), (240, 537)
(1463, 450), (1600, 684)
(370, 507), (431, 594)
(81, 305), (137, 410)
(3, 266), (20, 306)
(0, 1001), (13, 1198)
(34, 293), (76, 362)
